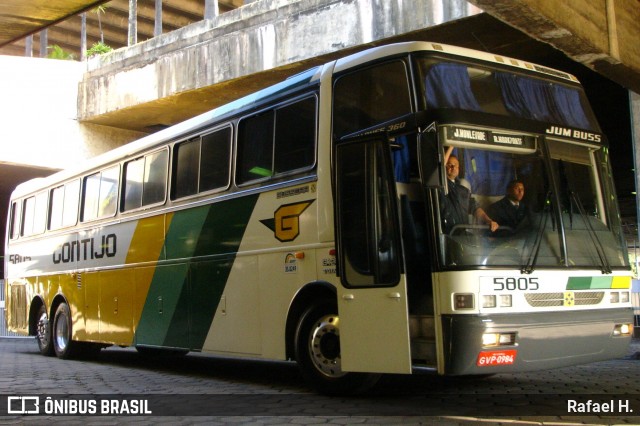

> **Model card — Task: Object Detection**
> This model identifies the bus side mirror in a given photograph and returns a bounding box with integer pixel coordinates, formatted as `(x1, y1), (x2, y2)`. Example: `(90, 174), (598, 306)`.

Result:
(419, 130), (442, 188)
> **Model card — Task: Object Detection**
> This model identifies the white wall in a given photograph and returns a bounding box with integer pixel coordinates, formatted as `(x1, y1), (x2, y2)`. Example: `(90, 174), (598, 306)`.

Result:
(0, 55), (143, 170)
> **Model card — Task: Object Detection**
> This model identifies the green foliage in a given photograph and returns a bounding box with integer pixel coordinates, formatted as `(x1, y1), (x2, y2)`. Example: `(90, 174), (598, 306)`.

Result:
(86, 42), (113, 58)
(47, 45), (75, 60)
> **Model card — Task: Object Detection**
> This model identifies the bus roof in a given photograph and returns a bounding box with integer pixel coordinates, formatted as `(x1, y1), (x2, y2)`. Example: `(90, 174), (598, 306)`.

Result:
(334, 41), (579, 83)
(12, 41), (581, 199)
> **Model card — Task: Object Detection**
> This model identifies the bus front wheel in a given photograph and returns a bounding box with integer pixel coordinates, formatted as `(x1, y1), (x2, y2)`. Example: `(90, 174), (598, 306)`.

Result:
(52, 303), (77, 359)
(294, 301), (380, 395)
(35, 304), (54, 356)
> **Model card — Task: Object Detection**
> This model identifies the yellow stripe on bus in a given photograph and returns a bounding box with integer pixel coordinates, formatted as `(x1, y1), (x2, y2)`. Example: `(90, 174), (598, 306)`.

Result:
(611, 276), (631, 289)
(125, 213), (173, 265)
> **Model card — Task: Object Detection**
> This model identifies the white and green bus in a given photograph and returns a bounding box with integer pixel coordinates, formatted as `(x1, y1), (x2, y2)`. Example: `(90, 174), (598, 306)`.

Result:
(5, 42), (634, 394)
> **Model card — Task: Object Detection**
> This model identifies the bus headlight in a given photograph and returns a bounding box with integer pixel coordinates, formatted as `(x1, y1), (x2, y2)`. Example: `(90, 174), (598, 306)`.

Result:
(500, 295), (512, 307)
(482, 295), (496, 308)
(610, 292), (619, 303)
(482, 295), (512, 308)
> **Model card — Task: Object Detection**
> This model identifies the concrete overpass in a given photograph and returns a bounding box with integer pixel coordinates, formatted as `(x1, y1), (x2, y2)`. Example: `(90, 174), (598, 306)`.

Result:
(75, 0), (640, 133)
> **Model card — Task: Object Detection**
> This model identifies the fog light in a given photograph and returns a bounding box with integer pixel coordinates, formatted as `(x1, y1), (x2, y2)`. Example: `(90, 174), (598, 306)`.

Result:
(621, 292), (630, 303)
(500, 294), (512, 307)
(482, 332), (517, 347)
(610, 292), (619, 303)
(499, 333), (516, 345)
(613, 323), (633, 336)
(454, 293), (474, 310)
(482, 333), (499, 346)
(482, 295), (496, 308)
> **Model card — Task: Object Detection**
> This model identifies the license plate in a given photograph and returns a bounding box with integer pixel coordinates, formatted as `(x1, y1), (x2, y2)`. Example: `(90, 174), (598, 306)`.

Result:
(476, 350), (517, 366)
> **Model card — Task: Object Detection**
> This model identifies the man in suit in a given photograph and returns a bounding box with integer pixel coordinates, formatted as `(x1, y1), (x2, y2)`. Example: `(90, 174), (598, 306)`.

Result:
(487, 179), (528, 231)
(441, 150), (498, 233)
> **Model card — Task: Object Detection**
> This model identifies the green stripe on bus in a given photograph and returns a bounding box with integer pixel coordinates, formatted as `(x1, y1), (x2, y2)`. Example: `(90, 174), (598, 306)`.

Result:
(566, 276), (613, 290)
(135, 195), (258, 349)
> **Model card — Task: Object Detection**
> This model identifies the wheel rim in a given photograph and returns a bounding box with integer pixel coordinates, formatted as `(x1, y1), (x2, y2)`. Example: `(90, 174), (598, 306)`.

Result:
(308, 314), (346, 378)
(54, 312), (69, 352)
(36, 312), (50, 348)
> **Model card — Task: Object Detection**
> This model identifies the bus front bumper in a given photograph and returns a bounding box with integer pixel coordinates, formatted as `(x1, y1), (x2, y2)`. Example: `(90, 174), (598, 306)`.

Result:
(440, 307), (634, 376)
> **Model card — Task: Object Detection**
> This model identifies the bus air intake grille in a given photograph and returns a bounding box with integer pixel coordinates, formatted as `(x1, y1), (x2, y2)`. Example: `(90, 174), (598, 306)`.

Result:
(525, 292), (604, 307)
(574, 291), (605, 305)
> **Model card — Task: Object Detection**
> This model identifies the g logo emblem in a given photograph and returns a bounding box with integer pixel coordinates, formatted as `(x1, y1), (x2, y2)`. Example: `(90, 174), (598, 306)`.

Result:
(261, 200), (314, 242)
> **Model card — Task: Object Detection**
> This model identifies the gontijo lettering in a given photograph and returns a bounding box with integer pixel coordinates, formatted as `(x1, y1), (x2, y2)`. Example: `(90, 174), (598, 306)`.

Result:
(53, 234), (117, 264)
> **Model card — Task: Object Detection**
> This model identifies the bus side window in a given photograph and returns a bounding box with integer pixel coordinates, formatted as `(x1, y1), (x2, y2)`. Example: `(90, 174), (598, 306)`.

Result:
(199, 127), (232, 193)
(333, 60), (411, 138)
(237, 111), (274, 184)
(274, 97), (316, 174)
(9, 201), (21, 240)
(21, 192), (47, 237)
(49, 182), (81, 231)
(124, 149), (168, 211)
(237, 96), (317, 186)
(173, 138), (200, 199)
(82, 165), (119, 222)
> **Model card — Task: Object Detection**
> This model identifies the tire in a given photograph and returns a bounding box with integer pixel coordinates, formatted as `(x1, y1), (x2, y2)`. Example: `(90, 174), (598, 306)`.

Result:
(52, 302), (78, 359)
(35, 304), (54, 356)
(294, 301), (380, 395)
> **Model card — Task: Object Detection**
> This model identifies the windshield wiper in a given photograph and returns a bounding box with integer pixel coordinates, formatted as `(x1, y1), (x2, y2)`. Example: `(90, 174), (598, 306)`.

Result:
(521, 191), (551, 274)
(569, 191), (612, 274)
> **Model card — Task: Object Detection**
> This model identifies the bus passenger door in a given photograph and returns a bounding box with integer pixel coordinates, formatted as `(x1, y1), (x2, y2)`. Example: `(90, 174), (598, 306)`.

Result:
(334, 138), (412, 374)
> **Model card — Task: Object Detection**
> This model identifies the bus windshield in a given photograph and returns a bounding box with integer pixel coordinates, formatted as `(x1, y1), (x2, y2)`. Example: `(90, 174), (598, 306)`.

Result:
(414, 57), (601, 131)
(408, 57), (627, 270)
(432, 141), (628, 269)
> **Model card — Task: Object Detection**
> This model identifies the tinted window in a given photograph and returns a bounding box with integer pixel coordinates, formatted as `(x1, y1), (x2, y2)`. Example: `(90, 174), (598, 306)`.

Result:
(237, 111), (274, 184)
(274, 97), (316, 174)
(172, 127), (232, 200)
(173, 138), (200, 199)
(199, 128), (232, 192)
(333, 61), (411, 137)
(236, 96), (316, 185)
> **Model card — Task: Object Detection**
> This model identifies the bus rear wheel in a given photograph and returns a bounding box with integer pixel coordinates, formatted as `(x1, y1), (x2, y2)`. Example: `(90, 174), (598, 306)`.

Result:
(294, 301), (380, 395)
(52, 302), (78, 359)
(35, 304), (54, 356)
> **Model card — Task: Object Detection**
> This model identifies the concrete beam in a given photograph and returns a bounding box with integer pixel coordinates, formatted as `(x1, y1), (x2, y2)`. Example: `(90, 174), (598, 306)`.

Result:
(467, 0), (640, 93)
(78, 0), (481, 132)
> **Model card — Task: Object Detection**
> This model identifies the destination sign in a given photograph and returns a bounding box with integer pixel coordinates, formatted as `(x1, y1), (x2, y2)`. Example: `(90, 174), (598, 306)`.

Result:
(445, 126), (536, 150)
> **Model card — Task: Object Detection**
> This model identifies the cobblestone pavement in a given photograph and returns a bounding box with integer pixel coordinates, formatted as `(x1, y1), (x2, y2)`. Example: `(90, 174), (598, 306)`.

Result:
(0, 337), (638, 425)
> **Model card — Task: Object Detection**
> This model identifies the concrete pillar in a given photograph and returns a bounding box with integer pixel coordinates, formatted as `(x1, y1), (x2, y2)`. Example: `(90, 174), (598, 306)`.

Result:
(39, 29), (48, 57)
(205, 0), (219, 19)
(128, 0), (138, 46)
(154, 0), (162, 37)
(81, 13), (87, 61)
(25, 35), (32, 57)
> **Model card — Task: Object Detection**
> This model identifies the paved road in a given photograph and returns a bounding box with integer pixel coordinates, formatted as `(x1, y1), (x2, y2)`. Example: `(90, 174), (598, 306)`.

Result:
(0, 337), (639, 425)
